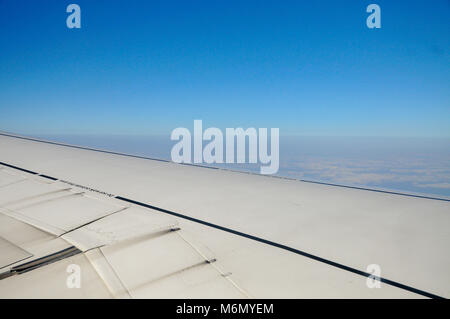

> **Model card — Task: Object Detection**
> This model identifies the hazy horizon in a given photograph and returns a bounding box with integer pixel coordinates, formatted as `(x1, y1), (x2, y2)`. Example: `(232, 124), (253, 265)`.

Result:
(10, 132), (448, 198)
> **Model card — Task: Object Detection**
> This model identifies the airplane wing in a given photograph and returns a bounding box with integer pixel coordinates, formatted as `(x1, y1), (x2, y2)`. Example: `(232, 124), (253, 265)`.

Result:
(0, 132), (448, 299)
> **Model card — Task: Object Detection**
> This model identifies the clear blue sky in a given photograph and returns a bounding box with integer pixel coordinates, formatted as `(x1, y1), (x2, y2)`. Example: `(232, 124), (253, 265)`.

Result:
(0, 0), (449, 137)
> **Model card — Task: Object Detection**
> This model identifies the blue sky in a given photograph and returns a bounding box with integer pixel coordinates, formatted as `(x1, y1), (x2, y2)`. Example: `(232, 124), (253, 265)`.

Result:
(0, 0), (449, 137)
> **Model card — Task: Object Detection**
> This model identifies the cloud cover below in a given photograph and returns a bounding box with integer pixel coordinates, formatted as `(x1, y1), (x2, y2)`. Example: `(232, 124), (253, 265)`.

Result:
(30, 134), (450, 198)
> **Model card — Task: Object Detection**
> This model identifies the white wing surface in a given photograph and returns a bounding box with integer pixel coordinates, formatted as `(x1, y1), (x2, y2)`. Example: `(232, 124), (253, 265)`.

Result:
(0, 132), (449, 298)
